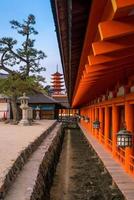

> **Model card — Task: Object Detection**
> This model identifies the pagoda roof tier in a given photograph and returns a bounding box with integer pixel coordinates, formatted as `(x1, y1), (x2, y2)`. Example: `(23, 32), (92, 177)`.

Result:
(51, 80), (64, 83)
(51, 72), (63, 76)
(51, 77), (63, 79)
(51, 83), (64, 85)
(51, 85), (64, 87)
(52, 88), (65, 91)
(52, 85), (64, 88)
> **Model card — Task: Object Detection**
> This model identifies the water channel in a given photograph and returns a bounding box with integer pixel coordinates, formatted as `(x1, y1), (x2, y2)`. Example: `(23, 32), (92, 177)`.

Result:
(49, 128), (123, 200)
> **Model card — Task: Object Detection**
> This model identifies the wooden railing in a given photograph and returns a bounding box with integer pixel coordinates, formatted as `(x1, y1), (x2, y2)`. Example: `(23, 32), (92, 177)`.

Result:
(100, 133), (105, 144)
(116, 148), (125, 165)
(129, 155), (134, 175)
(107, 138), (112, 152)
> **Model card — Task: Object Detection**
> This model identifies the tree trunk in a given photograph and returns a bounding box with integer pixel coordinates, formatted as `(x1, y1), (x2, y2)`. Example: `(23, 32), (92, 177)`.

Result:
(11, 96), (19, 122)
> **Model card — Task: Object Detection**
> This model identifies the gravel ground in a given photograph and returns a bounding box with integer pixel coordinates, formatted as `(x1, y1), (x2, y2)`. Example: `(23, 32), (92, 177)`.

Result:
(50, 128), (124, 200)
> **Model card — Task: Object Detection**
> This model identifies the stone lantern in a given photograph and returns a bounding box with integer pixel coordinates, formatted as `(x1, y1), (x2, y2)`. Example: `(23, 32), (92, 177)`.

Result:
(117, 129), (133, 147)
(28, 107), (33, 123)
(35, 106), (40, 120)
(19, 93), (30, 125)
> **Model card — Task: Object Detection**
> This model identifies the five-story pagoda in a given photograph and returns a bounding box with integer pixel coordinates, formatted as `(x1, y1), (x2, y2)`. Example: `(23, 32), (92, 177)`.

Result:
(51, 66), (64, 95)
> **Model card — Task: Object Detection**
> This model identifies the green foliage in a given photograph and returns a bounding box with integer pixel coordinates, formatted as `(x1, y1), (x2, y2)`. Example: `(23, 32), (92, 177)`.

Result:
(0, 14), (46, 77)
(0, 74), (43, 97)
(0, 14), (46, 98)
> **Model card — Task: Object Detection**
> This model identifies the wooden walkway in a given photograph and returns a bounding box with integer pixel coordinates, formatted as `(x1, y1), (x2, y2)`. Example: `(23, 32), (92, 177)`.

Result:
(79, 124), (134, 200)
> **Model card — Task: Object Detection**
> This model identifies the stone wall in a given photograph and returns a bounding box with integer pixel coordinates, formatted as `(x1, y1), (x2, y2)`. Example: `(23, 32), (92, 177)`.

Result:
(0, 121), (57, 199)
(29, 126), (64, 200)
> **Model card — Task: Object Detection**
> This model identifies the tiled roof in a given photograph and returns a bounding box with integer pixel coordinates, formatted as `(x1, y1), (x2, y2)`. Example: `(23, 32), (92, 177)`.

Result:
(28, 93), (58, 104)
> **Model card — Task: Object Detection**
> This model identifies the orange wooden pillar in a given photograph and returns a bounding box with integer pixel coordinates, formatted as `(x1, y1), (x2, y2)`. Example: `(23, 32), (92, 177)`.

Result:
(125, 102), (133, 173)
(112, 104), (119, 158)
(104, 106), (110, 147)
(89, 108), (92, 132)
(99, 107), (103, 143)
(92, 107), (95, 135)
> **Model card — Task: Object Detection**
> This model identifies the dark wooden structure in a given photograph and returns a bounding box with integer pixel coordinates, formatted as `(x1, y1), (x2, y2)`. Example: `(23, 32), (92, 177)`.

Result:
(29, 93), (61, 119)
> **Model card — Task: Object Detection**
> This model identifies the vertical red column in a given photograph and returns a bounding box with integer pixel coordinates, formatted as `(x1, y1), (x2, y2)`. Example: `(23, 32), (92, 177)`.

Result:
(89, 108), (92, 132)
(104, 106), (110, 148)
(99, 107), (103, 143)
(112, 104), (119, 158)
(125, 102), (133, 173)
(92, 107), (95, 135)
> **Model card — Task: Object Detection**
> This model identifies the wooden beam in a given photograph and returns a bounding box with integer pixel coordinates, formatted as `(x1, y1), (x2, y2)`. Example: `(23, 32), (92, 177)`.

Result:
(92, 34), (134, 55)
(81, 63), (134, 83)
(99, 16), (134, 40)
(112, 0), (134, 12)
(73, 0), (108, 97)
(88, 48), (134, 65)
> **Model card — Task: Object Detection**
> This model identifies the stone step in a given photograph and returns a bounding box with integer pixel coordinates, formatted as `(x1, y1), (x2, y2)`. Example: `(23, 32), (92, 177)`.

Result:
(4, 123), (62, 200)
(0, 121), (57, 200)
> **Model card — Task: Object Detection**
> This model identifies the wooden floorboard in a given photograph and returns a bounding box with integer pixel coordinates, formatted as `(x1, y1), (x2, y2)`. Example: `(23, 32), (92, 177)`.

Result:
(79, 124), (134, 200)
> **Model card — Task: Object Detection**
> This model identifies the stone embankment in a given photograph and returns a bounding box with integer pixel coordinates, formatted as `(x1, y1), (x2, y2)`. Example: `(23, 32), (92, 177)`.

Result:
(0, 121), (59, 199)
(4, 123), (63, 200)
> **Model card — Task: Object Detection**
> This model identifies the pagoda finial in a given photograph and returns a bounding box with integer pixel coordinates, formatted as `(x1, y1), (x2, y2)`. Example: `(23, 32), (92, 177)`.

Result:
(56, 64), (58, 72)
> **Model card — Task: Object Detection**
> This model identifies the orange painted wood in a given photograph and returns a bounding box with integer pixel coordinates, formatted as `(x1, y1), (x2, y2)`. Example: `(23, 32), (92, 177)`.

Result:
(101, 0), (134, 21)
(89, 109), (92, 132)
(112, 0), (134, 19)
(112, 104), (119, 157)
(101, 0), (115, 21)
(74, 0), (108, 99)
(92, 35), (134, 56)
(80, 123), (134, 200)
(99, 16), (134, 40)
(88, 47), (134, 65)
(125, 102), (133, 173)
(81, 64), (134, 82)
(99, 107), (104, 142)
(112, 0), (134, 12)
(104, 106), (110, 147)
(92, 108), (95, 135)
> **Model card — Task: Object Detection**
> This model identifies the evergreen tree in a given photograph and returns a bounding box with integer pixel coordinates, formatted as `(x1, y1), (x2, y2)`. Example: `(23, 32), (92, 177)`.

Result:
(0, 14), (46, 122)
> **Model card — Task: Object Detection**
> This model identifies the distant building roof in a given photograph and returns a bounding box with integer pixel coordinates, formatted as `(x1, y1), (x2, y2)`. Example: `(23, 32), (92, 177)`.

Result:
(28, 92), (58, 104)
(51, 72), (63, 76)
(52, 94), (70, 108)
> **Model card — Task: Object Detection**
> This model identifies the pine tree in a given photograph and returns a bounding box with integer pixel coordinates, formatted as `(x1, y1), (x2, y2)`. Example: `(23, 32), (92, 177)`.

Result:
(0, 14), (46, 122)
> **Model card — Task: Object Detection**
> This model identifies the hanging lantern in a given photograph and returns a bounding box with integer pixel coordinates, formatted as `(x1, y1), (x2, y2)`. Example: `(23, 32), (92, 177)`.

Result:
(85, 117), (90, 123)
(93, 120), (100, 129)
(117, 129), (133, 147)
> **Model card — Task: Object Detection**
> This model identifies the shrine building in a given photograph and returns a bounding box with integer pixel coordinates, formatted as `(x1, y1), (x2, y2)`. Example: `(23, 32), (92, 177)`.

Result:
(51, 0), (134, 177)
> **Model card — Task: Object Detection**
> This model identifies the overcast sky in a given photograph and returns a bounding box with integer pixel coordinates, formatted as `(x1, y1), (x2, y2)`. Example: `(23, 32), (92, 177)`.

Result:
(0, 0), (62, 85)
